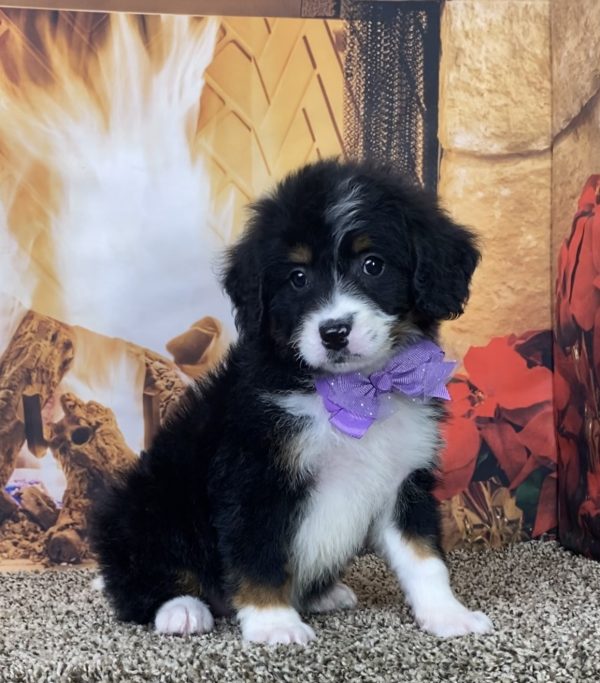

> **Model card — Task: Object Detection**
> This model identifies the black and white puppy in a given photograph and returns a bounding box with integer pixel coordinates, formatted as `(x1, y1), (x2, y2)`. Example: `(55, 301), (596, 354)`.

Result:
(91, 159), (492, 644)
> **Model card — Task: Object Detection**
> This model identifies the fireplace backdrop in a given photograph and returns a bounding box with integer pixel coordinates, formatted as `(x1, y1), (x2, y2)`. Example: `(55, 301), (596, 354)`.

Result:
(0, 0), (579, 567)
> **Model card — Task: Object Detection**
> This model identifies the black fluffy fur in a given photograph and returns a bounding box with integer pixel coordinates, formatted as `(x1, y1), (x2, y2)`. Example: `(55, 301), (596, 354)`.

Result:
(90, 159), (480, 625)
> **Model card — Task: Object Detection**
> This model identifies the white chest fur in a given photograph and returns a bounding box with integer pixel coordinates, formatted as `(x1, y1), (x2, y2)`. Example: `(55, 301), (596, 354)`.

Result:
(274, 391), (440, 595)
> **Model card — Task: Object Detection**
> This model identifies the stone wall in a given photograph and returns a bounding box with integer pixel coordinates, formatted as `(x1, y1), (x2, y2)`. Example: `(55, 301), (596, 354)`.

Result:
(551, 1), (600, 280)
(438, 0), (552, 360)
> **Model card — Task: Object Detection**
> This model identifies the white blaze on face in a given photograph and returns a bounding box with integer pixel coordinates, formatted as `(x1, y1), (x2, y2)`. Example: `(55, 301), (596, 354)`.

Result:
(295, 290), (395, 373)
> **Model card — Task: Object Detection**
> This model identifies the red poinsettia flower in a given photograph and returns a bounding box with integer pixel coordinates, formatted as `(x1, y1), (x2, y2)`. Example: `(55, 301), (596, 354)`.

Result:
(556, 433), (580, 501)
(553, 354), (583, 437)
(570, 184), (600, 332)
(477, 421), (528, 485)
(476, 404), (554, 489)
(595, 307), (600, 385)
(437, 331), (557, 538)
(463, 336), (553, 418)
(436, 416), (480, 501)
(554, 175), (600, 556)
(436, 332), (556, 520)
(556, 175), (600, 345)
(465, 334), (555, 486)
(447, 378), (473, 418)
(514, 407), (557, 473)
(435, 380), (481, 501)
(579, 470), (600, 537)
(533, 471), (558, 538)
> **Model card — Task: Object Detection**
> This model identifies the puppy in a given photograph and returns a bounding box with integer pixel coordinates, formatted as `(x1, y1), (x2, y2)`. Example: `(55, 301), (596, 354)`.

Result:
(91, 159), (492, 644)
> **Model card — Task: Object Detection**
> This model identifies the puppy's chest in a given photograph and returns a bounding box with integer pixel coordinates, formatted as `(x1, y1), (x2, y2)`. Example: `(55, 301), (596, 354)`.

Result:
(276, 392), (439, 586)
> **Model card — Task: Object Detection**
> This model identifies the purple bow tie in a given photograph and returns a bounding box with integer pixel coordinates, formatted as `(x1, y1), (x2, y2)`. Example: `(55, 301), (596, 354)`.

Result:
(315, 339), (456, 438)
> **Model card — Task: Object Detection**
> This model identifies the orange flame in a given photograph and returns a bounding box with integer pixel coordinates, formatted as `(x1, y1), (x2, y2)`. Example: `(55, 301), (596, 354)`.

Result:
(0, 10), (233, 352)
(0, 11), (235, 504)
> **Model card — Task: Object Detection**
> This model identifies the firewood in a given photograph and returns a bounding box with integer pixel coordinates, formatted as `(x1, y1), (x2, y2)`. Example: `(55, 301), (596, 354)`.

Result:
(46, 392), (137, 564)
(20, 486), (59, 531)
(0, 510), (48, 565)
(0, 490), (18, 523)
(0, 311), (74, 489)
(166, 316), (225, 379)
(143, 349), (187, 448)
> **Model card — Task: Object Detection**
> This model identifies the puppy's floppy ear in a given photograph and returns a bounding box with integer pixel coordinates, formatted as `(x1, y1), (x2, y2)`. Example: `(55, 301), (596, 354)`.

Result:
(410, 205), (480, 321)
(221, 233), (265, 338)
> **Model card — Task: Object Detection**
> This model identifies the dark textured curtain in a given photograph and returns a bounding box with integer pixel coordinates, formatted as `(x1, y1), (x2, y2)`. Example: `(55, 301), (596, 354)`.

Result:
(343, 1), (441, 190)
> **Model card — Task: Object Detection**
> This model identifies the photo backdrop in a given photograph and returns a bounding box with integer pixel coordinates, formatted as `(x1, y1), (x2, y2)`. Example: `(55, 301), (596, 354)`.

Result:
(551, 1), (600, 560)
(0, 1), (591, 567)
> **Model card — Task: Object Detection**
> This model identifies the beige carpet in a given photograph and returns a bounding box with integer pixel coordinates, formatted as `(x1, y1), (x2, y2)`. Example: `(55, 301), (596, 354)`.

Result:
(1, 542), (599, 682)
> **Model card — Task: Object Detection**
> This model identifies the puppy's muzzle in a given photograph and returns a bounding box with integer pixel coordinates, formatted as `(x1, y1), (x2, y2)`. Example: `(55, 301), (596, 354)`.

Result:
(319, 318), (352, 351)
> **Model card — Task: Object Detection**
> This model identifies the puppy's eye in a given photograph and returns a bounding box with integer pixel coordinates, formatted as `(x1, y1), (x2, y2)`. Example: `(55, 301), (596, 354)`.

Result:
(289, 269), (307, 289)
(363, 255), (385, 277)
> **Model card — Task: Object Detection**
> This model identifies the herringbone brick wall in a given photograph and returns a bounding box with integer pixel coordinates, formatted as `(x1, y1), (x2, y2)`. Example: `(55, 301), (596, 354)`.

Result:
(197, 17), (345, 242)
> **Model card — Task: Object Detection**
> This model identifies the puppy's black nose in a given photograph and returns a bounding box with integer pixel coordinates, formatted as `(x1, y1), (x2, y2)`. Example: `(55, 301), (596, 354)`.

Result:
(319, 318), (352, 351)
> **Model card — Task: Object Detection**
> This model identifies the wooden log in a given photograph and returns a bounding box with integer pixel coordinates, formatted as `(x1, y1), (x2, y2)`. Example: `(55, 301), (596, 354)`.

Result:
(0, 510), (48, 565)
(0, 311), (75, 489)
(165, 316), (225, 380)
(20, 486), (59, 531)
(143, 349), (187, 449)
(0, 490), (18, 523)
(46, 392), (138, 564)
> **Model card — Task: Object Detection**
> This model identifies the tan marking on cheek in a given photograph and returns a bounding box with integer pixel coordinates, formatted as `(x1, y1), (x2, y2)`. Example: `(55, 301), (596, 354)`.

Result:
(288, 244), (312, 264)
(351, 234), (372, 253)
(233, 578), (292, 609)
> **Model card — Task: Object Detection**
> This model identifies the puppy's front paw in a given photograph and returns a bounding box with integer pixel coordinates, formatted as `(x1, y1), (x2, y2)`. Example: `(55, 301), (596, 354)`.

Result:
(238, 606), (316, 645)
(154, 596), (214, 635)
(307, 582), (358, 613)
(415, 598), (493, 638)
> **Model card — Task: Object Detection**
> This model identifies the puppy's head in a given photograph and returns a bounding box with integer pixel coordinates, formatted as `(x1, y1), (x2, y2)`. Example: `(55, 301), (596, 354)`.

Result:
(222, 160), (480, 374)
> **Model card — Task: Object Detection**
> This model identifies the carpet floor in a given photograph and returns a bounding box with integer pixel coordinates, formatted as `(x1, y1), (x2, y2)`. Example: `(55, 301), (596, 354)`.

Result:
(1, 541), (599, 682)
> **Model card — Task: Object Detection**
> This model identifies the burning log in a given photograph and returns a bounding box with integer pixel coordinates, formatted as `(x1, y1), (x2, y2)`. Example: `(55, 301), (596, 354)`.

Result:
(0, 491), (17, 522)
(0, 510), (48, 565)
(19, 486), (58, 531)
(143, 318), (225, 448)
(166, 316), (225, 380)
(47, 393), (137, 564)
(0, 311), (74, 520)
(143, 349), (187, 449)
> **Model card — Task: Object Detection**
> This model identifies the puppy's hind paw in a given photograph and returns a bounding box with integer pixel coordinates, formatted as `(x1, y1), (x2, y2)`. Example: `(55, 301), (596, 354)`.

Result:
(238, 606), (316, 645)
(307, 582), (358, 613)
(154, 596), (214, 636)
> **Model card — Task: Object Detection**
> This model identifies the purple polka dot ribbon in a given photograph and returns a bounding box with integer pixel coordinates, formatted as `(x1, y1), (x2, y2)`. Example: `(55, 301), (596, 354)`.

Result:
(315, 339), (456, 438)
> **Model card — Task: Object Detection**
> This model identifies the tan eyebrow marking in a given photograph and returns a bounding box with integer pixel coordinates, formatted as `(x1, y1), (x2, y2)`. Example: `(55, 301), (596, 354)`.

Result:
(288, 244), (312, 264)
(351, 234), (372, 253)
